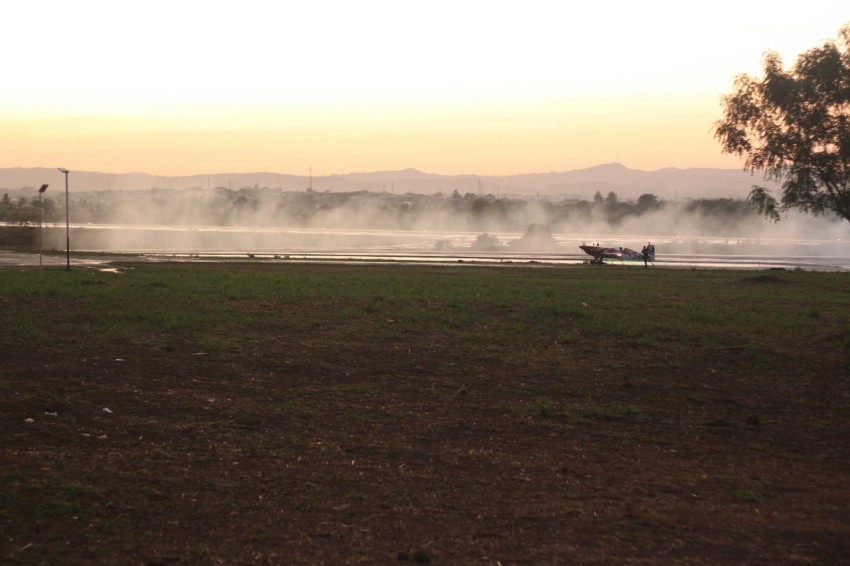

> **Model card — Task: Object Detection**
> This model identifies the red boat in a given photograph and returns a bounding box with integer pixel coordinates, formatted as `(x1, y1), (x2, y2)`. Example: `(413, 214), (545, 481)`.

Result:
(580, 243), (655, 265)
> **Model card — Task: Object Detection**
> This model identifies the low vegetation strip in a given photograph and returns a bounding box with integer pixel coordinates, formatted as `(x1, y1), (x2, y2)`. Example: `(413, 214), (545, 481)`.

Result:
(2, 263), (849, 563)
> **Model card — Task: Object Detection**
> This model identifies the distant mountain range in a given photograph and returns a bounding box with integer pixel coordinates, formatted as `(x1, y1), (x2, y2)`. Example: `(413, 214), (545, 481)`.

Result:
(0, 163), (777, 201)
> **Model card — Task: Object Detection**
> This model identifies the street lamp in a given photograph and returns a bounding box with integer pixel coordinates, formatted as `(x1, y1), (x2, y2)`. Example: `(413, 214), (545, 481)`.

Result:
(58, 168), (69, 270)
(38, 184), (48, 267)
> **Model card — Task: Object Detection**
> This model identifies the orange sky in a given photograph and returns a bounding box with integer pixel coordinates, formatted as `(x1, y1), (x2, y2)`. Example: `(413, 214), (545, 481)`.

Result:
(2, 1), (846, 176)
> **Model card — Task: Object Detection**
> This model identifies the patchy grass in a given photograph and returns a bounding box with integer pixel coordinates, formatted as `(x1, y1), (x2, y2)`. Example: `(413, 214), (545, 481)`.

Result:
(1, 262), (849, 564)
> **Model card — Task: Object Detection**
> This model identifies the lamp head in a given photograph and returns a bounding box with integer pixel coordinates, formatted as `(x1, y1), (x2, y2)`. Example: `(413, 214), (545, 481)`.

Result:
(58, 168), (69, 174)
(39, 184), (48, 193)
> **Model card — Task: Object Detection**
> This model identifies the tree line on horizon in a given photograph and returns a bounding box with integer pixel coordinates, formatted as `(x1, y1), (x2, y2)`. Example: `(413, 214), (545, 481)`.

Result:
(0, 186), (781, 235)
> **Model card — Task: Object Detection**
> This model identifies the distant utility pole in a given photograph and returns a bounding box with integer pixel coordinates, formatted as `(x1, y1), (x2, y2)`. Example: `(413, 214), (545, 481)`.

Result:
(58, 168), (70, 270)
(38, 184), (48, 267)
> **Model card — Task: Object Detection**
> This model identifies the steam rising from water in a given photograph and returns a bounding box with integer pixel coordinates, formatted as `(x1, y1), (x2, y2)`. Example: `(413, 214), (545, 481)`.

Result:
(43, 188), (850, 258)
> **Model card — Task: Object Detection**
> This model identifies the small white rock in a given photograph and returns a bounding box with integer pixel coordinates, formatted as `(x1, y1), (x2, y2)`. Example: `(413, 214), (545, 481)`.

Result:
(102, 407), (113, 414)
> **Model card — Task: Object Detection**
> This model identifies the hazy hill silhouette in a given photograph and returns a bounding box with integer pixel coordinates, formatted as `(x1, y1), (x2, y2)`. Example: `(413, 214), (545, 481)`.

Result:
(0, 164), (775, 201)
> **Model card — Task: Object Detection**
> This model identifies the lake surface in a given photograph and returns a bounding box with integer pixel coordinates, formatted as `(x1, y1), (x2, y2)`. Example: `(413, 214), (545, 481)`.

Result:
(24, 222), (848, 271)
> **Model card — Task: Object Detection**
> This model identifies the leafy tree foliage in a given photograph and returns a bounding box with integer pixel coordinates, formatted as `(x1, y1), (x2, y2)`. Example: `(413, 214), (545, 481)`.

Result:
(636, 193), (660, 211)
(715, 23), (850, 223)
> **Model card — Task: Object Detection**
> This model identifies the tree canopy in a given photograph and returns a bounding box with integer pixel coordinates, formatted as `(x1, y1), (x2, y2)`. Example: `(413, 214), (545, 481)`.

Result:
(715, 23), (850, 223)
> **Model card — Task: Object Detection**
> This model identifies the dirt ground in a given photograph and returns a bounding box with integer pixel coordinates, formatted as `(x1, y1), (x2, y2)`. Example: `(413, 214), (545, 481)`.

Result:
(2, 265), (850, 564)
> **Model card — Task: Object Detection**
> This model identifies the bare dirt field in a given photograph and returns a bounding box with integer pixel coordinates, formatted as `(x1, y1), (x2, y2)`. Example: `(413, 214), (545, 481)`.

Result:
(2, 263), (849, 564)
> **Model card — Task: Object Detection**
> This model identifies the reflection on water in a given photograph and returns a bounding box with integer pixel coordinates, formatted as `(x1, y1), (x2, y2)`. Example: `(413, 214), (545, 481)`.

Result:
(31, 222), (850, 271)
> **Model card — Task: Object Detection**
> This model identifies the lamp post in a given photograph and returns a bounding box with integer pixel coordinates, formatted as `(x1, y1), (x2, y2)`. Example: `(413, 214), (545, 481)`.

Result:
(58, 168), (69, 270)
(38, 184), (48, 267)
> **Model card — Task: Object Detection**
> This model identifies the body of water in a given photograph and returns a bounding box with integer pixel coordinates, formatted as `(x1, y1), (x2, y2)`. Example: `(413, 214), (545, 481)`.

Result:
(12, 222), (850, 271)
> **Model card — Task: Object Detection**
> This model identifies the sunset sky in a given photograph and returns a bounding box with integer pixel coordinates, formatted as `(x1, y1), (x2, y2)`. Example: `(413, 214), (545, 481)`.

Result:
(2, 1), (847, 177)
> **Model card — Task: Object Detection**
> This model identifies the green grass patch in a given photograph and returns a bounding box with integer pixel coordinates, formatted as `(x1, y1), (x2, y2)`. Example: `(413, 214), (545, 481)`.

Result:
(1, 262), (848, 563)
(1, 264), (847, 370)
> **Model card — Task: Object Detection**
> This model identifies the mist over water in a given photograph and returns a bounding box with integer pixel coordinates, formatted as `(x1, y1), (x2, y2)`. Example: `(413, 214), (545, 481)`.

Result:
(38, 187), (850, 265)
